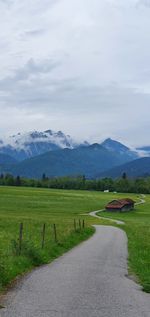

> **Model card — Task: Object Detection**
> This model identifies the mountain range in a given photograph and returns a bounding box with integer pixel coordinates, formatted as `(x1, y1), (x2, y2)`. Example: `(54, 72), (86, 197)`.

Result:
(0, 129), (149, 179)
(99, 157), (150, 179)
(9, 142), (138, 179)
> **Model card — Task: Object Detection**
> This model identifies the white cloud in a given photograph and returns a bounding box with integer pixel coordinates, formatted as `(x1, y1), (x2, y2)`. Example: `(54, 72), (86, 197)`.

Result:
(0, 0), (150, 146)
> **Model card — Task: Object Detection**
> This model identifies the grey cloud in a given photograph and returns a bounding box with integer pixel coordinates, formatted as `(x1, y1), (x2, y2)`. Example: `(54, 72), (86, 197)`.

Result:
(0, 59), (60, 86)
(0, 0), (150, 146)
(0, 39), (10, 51)
(14, 59), (60, 79)
(0, 60), (149, 118)
(24, 0), (61, 15)
(1, 75), (149, 147)
(0, 0), (59, 8)
(0, 0), (13, 4)
(137, 0), (150, 7)
(23, 29), (46, 38)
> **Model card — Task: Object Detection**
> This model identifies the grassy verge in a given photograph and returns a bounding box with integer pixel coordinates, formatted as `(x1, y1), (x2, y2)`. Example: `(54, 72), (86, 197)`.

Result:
(97, 198), (150, 293)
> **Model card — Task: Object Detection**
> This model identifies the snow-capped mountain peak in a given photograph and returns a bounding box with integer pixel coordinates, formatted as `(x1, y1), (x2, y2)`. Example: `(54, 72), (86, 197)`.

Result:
(101, 138), (129, 151)
(0, 129), (79, 161)
(101, 138), (139, 160)
(0, 131), (143, 163)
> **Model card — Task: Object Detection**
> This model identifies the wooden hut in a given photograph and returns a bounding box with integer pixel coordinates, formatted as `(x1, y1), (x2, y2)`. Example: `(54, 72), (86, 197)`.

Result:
(105, 198), (135, 212)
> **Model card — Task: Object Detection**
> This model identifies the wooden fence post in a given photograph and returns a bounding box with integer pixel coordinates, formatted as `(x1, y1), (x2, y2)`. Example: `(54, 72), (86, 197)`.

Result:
(79, 219), (81, 230)
(42, 223), (46, 249)
(74, 219), (76, 232)
(53, 224), (57, 242)
(82, 219), (85, 229)
(19, 223), (23, 255)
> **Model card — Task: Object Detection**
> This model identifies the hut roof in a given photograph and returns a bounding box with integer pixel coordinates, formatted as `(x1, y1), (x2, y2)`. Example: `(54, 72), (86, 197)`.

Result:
(106, 198), (135, 209)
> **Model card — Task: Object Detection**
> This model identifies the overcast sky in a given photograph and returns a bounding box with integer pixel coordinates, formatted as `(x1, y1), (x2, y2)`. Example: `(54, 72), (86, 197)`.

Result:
(0, 0), (150, 146)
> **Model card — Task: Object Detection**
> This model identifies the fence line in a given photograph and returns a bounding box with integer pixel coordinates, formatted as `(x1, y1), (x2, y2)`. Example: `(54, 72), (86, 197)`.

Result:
(15, 219), (86, 255)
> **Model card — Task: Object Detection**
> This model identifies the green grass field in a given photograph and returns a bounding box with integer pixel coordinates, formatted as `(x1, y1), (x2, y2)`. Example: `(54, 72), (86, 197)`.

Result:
(0, 187), (149, 294)
(0, 186), (104, 292)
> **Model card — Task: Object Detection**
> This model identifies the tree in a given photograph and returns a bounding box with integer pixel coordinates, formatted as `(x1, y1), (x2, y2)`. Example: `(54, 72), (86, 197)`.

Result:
(15, 175), (21, 186)
(42, 173), (46, 181)
(5, 174), (14, 186)
(122, 172), (127, 180)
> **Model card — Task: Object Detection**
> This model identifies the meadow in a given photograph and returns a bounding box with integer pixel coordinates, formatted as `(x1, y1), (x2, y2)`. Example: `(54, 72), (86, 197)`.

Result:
(0, 187), (149, 294)
(0, 186), (103, 292)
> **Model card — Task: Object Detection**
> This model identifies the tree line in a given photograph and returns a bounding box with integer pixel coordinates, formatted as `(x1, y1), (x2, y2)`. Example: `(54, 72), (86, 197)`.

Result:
(0, 173), (150, 194)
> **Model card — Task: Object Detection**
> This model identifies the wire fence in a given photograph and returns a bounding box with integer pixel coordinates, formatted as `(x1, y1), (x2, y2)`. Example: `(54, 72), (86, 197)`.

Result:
(0, 219), (88, 289)
(12, 219), (86, 256)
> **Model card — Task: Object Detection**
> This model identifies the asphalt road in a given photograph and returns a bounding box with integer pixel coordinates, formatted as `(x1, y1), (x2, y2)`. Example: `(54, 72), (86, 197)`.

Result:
(89, 210), (125, 224)
(1, 226), (150, 317)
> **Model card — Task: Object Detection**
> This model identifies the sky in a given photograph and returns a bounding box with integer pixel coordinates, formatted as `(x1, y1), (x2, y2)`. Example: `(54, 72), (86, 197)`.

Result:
(0, 0), (150, 146)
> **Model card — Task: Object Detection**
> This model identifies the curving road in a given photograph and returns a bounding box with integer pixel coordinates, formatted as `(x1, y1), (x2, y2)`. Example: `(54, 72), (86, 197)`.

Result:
(89, 209), (125, 224)
(1, 226), (150, 317)
(89, 196), (146, 225)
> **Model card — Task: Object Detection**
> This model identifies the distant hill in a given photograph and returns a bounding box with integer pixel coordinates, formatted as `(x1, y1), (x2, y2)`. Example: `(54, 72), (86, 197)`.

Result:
(137, 146), (150, 151)
(8, 143), (136, 179)
(0, 153), (17, 174)
(136, 146), (150, 157)
(99, 157), (150, 178)
(0, 153), (17, 165)
(101, 138), (138, 161)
